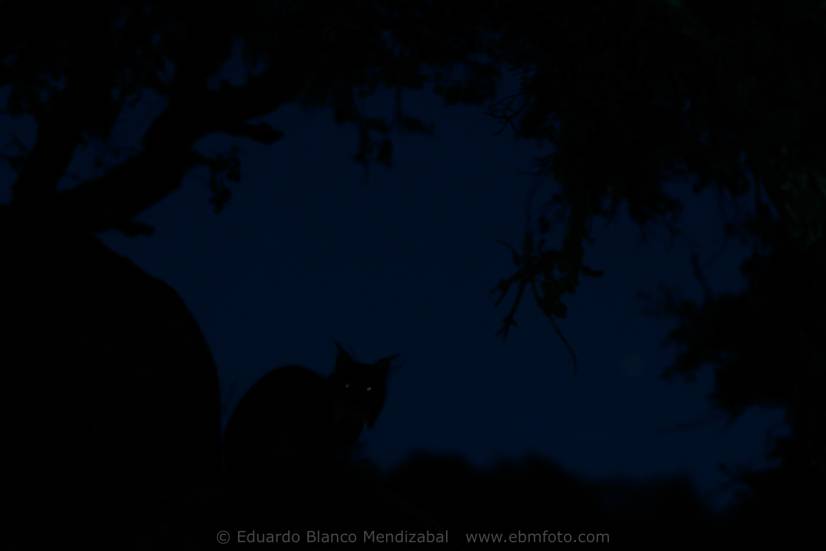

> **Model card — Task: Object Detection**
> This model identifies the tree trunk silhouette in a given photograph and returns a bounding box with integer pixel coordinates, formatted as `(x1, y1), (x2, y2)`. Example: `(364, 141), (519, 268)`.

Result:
(1, 214), (220, 548)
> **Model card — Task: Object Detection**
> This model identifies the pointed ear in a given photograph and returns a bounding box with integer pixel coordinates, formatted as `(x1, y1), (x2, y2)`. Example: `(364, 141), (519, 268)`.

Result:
(376, 353), (400, 372)
(334, 340), (356, 367)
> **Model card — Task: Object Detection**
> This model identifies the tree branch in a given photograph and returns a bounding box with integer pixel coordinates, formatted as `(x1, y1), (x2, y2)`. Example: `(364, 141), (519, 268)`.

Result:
(11, 89), (85, 205)
(53, 68), (303, 232)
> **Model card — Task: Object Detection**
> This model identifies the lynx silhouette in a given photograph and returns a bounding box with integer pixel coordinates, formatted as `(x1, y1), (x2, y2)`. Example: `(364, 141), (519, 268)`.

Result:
(224, 344), (396, 481)
(221, 345), (414, 528)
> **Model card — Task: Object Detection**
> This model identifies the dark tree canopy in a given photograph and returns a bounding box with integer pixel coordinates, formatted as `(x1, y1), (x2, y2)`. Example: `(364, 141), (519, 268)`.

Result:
(2, 0), (824, 534)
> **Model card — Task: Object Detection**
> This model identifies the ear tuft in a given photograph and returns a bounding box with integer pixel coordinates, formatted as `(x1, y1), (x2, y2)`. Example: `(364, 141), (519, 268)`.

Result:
(334, 340), (356, 367)
(377, 353), (400, 370)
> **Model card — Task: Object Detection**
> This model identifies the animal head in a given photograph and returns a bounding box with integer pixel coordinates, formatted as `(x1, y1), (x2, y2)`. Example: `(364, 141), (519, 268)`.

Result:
(328, 342), (397, 428)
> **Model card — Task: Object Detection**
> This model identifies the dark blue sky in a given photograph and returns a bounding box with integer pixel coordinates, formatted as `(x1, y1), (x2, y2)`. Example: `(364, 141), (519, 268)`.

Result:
(1, 84), (785, 508)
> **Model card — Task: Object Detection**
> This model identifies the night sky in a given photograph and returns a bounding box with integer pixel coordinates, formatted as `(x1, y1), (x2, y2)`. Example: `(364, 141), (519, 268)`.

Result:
(8, 81), (766, 510)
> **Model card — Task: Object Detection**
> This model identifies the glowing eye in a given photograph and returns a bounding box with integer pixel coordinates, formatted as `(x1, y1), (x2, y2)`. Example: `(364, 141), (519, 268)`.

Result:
(366, 386), (373, 392)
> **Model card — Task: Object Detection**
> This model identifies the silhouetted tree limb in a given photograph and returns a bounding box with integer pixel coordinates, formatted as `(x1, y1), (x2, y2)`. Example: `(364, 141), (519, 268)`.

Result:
(11, 89), (85, 204)
(48, 58), (315, 231)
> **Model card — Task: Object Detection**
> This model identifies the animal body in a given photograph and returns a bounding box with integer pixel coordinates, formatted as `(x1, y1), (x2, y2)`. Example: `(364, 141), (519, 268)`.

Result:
(221, 344), (444, 530)
(223, 344), (396, 479)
